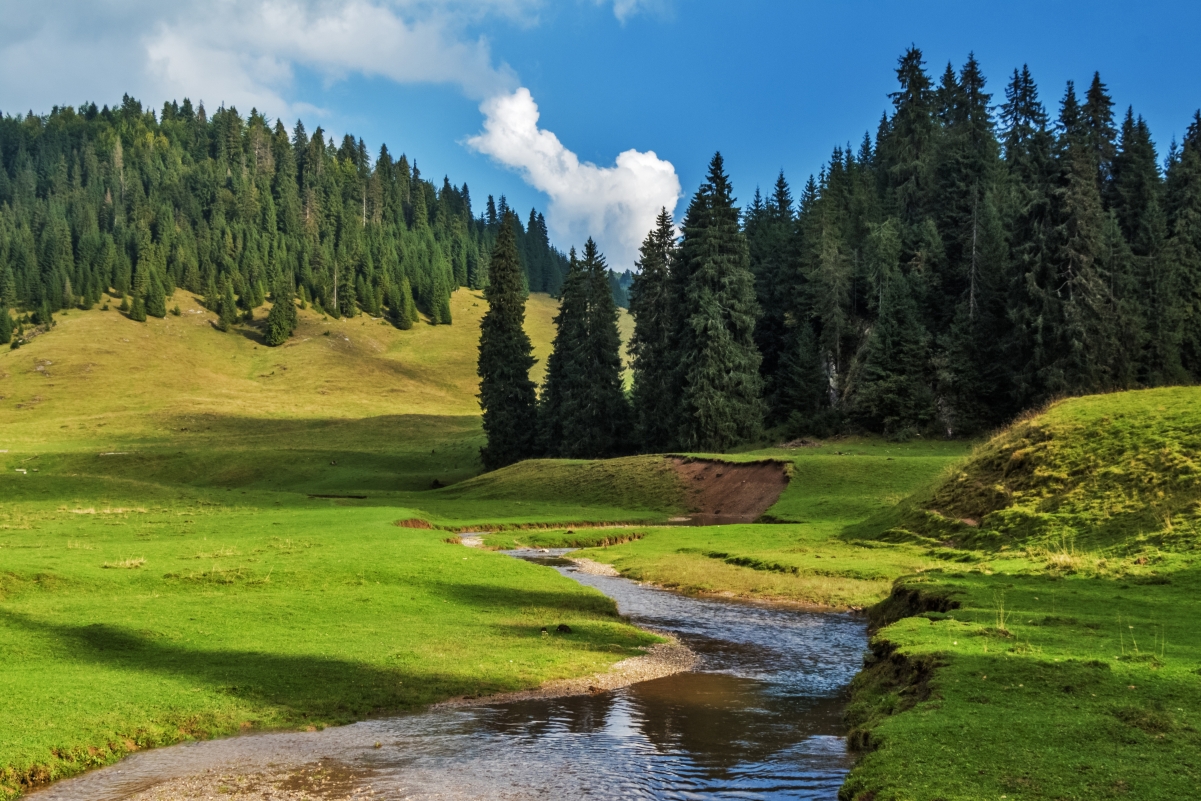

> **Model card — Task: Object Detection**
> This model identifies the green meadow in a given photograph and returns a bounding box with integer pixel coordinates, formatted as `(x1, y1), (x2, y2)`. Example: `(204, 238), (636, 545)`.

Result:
(540, 388), (1201, 801)
(4, 291), (1200, 800)
(0, 290), (667, 796)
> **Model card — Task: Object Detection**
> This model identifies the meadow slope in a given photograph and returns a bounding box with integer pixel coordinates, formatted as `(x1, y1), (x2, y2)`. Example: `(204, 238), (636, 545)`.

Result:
(0, 290), (665, 796)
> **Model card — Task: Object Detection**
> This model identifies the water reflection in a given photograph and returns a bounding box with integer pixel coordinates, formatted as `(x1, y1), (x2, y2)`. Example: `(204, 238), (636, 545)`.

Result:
(32, 552), (868, 801)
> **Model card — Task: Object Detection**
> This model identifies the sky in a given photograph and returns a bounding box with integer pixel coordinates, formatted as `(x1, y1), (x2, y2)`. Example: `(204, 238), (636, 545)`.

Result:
(1, 0), (1199, 270)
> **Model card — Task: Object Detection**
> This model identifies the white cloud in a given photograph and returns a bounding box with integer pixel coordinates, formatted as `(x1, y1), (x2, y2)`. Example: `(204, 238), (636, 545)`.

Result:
(0, 0), (680, 262)
(467, 88), (680, 269)
(0, 0), (521, 117)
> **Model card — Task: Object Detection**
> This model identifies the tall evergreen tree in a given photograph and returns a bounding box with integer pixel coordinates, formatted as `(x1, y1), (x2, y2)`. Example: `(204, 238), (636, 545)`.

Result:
(145, 271), (167, 318)
(628, 209), (679, 451)
(540, 240), (629, 458)
(746, 173), (797, 419)
(264, 282), (298, 346)
(478, 213), (538, 470)
(675, 153), (765, 450)
(0, 301), (12, 344)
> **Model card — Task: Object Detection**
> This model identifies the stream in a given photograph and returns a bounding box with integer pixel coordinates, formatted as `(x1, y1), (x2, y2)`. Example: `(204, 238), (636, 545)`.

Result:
(32, 549), (868, 800)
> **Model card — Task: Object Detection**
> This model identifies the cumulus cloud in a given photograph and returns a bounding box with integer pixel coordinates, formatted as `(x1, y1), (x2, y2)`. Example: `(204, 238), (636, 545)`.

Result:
(0, 0), (520, 117)
(0, 0), (681, 262)
(467, 88), (680, 269)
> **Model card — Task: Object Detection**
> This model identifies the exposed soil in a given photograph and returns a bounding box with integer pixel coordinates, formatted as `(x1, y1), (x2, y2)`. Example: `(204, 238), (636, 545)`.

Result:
(671, 457), (789, 523)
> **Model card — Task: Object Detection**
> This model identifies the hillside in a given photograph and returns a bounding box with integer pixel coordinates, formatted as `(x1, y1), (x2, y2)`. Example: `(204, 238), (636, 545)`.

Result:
(878, 387), (1201, 552)
(1, 288), (637, 492)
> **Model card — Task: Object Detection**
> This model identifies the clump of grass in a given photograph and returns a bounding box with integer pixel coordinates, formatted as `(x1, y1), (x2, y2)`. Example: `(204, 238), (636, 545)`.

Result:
(102, 557), (145, 569)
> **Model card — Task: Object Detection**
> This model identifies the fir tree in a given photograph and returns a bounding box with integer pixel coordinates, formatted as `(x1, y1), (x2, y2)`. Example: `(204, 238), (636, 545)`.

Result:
(264, 283), (298, 346)
(675, 153), (765, 450)
(850, 223), (935, 437)
(145, 271), (167, 318)
(628, 209), (679, 451)
(129, 295), (147, 322)
(478, 212), (538, 470)
(0, 301), (12, 345)
(217, 283), (238, 331)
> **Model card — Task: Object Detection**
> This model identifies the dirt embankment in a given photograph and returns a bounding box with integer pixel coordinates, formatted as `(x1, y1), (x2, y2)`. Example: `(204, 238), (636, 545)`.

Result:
(670, 458), (789, 524)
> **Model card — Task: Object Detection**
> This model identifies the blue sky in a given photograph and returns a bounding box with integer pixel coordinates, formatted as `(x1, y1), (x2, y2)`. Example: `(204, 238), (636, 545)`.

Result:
(2, 0), (1199, 268)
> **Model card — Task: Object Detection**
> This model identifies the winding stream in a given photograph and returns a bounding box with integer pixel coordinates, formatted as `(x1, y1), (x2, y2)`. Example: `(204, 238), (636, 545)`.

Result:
(32, 550), (868, 800)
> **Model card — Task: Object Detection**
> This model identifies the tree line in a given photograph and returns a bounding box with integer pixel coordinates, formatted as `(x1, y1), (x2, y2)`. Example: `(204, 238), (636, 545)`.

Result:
(479, 47), (1201, 465)
(0, 95), (590, 345)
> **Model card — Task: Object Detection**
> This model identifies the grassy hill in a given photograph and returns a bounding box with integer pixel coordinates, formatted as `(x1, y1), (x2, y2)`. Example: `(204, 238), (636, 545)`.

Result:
(0, 289), (670, 797)
(882, 387), (1201, 553)
(836, 389), (1201, 801)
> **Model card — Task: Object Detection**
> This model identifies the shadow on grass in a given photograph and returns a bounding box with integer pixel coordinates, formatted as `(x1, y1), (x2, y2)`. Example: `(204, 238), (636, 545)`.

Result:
(426, 579), (622, 620)
(0, 609), (504, 721)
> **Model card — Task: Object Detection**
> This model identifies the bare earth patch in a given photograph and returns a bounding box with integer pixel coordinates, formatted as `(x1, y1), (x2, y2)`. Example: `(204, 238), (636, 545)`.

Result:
(671, 457), (789, 523)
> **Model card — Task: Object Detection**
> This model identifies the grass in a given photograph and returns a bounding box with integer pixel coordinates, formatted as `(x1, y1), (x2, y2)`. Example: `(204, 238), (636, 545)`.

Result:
(836, 388), (1201, 800)
(0, 289), (661, 797)
(508, 391), (1201, 800)
(482, 440), (972, 609)
(7, 289), (1201, 800)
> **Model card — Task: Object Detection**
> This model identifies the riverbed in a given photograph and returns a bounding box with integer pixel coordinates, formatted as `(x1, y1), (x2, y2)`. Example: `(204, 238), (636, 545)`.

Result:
(31, 550), (868, 800)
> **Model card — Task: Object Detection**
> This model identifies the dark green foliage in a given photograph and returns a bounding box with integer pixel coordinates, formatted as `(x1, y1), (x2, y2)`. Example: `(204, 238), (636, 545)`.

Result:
(674, 153), (765, 451)
(145, 271), (167, 318)
(0, 97), (568, 330)
(628, 209), (679, 451)
(478, 214), (538, 470)
(0, 302), (11, 344)
(264, 284), (298, 346)
(129, 295), (147, 322)
(216, 283), (238, 332)
(624, 52), (1201, 446)
(539, 240), (630, 458)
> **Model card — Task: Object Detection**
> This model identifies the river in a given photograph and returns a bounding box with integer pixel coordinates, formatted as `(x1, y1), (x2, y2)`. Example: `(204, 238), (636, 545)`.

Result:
(31, 549), (868, 800)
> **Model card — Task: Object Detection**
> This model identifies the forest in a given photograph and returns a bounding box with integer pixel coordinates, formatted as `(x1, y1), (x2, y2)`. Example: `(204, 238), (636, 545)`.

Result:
(477, 47), (1201, 466)
(728, 48), (1201, 439)
(0, 94), (590, 335)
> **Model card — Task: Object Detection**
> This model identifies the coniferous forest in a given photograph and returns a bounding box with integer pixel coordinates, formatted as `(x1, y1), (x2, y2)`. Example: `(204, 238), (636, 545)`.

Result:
(0, 95), (579, 338)
(481, 47), (1201, 466)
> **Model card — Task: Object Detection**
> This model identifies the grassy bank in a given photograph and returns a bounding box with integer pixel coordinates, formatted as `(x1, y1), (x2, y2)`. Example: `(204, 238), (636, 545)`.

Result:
(486, 439), (972, 608)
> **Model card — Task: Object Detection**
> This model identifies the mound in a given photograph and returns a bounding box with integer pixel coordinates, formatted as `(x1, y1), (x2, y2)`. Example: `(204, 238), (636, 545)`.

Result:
(881, 386), (1201, 550)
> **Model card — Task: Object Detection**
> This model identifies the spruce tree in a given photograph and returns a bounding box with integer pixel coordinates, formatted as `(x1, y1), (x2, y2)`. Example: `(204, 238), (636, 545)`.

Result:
(217, 283), (238, 331)
(145, 271), (167, 318)
(746, 173), (797, 420)
(129, 295), (147, 322)
(850, 222), (935, 437)
(628, 209), (679, 451)
(264, 283), (298, 346)
(675, 153), (765, 451)
(0, 301), (12, 345)
(1168, 113), (1201, 377)
(478, 212), (538, 470)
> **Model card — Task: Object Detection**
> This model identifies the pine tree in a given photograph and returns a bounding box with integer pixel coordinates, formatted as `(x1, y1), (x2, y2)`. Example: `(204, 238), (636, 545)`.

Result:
(540, 240), (630, 458)
(478, 212), (538, 470)
(1112, 109), (1180, 384)
(747, 173), (797, 420)
(1168, 113), (1201, 377)
(0, 301), (12, 345)
(675, 153), (765, 450)
(129, 295), (147, 322)
(264, 283), (298, 346)
(145, 271), (167, 318)
(217, 283), (238, 331)
(628, 209), (679, 451)
(850, 221), (935, 437)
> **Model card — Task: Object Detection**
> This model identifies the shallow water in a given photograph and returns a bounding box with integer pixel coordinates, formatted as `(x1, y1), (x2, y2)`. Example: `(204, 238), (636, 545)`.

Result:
(32, 550), (868, 800)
